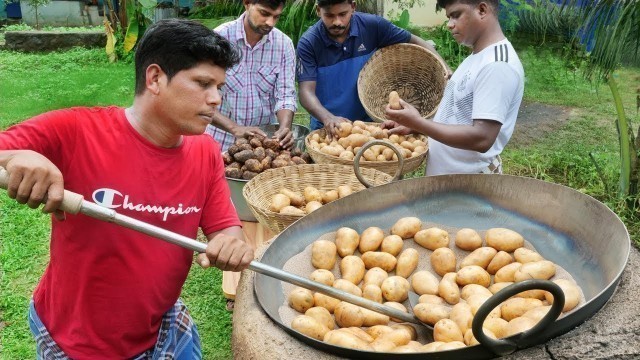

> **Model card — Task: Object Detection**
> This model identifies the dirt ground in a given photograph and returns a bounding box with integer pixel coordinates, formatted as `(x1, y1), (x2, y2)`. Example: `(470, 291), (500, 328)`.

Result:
(510, 101), (574, 147)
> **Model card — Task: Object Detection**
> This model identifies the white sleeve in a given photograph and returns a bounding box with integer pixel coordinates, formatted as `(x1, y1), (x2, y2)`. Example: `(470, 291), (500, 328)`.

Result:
(472, 62), (521, 124)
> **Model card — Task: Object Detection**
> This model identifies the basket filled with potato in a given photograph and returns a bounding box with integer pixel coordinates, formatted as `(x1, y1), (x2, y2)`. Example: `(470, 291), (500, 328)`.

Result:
(305, 121), (428, 176)
(242, 164), (393, 233)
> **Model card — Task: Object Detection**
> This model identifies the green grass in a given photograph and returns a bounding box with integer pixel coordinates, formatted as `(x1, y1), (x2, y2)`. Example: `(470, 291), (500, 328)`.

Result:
(1, 37), (640, 358)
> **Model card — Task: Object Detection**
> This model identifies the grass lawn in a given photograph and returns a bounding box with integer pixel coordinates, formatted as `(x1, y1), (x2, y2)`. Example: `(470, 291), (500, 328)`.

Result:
(1, 37), (639, 359)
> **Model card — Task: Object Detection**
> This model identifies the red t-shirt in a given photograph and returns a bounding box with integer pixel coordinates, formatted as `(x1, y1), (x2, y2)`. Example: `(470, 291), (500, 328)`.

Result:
(0, 107), (241, 358)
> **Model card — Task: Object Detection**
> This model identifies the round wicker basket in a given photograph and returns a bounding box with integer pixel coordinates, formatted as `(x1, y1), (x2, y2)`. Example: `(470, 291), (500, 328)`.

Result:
(243, 164), (393, 234)
(304, 128), (428, 176)
(358, 43), (448, 122)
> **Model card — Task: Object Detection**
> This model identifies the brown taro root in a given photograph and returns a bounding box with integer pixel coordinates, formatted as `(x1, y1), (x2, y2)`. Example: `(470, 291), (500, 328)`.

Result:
(234, 149), (257, 163)
(253, 147), (266, 161)
(263, 138), (280, 151)
(242, 171), (259, 180)
(291, 156), (306, 165)
(261, 156), (273, 170)
(238, 143), (253, 152)
(291, 148), (302, 157)
(265, 148), (278, 159)
(250, 137), (263, 148)
(244, 159), (263, 173)
(222, 152), (233, 165)
(236, 138), (249, 146)
(301, 152), (312, 163)
(227, 162), (241, 169)
(272, 159), (289, 168)
(227, 144), (241, 156)
(225, 167), (243, 179)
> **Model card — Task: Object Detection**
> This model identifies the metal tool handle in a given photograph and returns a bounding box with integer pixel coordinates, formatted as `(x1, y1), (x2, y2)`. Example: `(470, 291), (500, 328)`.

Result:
(354, 140), (404, 188)
(0, 166), (421, 325)
(471, 279), (565, 356)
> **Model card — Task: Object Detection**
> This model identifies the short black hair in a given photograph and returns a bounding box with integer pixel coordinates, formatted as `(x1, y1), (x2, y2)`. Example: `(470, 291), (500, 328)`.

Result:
(134, 19), (241, 95)
(248, 0), (286, 10)
(317, 0), (353, 8)
(436, 0), (499, 11)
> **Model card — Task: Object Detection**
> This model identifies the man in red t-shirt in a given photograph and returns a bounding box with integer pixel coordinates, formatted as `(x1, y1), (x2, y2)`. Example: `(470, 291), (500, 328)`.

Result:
(0, 19), (254, 359)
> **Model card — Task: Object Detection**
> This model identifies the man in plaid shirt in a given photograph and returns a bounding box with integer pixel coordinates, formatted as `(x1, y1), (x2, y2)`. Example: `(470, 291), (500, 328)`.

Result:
(206, 0), (297, 151)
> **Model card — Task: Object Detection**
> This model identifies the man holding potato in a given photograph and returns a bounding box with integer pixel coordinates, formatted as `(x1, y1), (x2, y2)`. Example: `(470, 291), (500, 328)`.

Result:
(206, 0), (297, 151)
(296, 0), (449, 139)
(0, 20), (254, 359)
(383, 0), (524, 175)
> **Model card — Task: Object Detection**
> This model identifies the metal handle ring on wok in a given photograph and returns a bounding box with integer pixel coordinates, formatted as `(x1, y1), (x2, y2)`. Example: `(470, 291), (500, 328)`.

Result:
(472, 279), (565, 356)
(354, 140), (404, 187)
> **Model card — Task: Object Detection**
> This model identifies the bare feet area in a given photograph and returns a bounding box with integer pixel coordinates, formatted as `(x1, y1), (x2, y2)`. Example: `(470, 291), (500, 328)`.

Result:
(511, 101), (574, 147)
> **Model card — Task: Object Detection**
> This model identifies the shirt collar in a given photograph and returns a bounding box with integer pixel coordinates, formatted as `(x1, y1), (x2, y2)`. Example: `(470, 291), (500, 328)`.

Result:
(234, 12), (272, 47)
(319, 12), (360, 47)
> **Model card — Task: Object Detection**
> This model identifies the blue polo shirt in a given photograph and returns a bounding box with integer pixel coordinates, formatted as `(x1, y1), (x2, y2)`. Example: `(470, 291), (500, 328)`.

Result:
(297, 12), (411, 130)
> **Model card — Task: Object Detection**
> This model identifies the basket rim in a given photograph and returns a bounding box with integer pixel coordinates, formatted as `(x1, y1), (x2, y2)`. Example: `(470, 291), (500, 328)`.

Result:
(357, 43), (448, 123)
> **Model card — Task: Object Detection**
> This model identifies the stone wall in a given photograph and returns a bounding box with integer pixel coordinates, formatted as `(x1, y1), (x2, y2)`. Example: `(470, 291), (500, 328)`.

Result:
(4, 31), (106, 52)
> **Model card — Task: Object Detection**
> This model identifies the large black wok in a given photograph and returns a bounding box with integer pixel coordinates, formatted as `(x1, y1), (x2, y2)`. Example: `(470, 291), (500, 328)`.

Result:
(253, 174), (630, 359)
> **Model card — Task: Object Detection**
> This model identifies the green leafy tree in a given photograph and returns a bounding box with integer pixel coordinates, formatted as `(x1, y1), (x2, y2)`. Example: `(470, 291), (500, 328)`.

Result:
(24, 0), (52, 30)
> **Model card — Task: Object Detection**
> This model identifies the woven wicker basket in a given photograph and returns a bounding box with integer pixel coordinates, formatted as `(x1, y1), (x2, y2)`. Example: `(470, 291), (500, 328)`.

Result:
(304, 128), (428, 176)
(243, 164), (392, 234)
(358, 43), (448, 122)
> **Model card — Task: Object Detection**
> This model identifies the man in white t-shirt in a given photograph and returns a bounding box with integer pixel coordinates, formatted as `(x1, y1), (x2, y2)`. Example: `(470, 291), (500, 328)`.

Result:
(383, 0), (524, 175)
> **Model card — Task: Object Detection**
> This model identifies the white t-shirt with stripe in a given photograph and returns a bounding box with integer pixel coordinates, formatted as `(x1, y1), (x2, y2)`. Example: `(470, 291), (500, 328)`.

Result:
(426, 39), (524, 175)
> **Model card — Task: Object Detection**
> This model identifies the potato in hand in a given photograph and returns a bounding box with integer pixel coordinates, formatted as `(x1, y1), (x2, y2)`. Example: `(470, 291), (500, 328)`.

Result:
(388, 91), (403, 110)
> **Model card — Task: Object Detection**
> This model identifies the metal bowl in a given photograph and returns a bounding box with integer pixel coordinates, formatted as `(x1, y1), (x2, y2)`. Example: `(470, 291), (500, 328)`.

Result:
(226, 123), (311, 222)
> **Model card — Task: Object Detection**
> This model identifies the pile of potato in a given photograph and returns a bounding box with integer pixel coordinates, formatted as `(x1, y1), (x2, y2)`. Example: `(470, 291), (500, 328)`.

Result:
(287, 218), (583, 353)
(270, 185), (355, 215)
(223, 135), (312, 180)
(306, 121), (427, 161)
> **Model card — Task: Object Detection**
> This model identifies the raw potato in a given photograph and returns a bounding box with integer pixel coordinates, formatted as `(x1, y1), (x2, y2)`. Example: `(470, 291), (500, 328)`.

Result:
(461, 284), (493, 301)
(459, 247), (498, 269)
(362, 284), (384, 303)
(305, 307), (335, 330)
(467, 294), (501, 319)
(414, 227), (450, 250)
(291, 315), (330, 340)
(334, 302), (365, 328)
(456, 265), (491, 287)
(487, 251), (514, 274)
(431, 247), (457, 276)
(336, 122), (353, 138)
(439, 272), (461, 305)
(364, 267), (388, 288)
(288, 287), (314, 313)
(391, 217), (422, 239)
(455, 228), (483, 250)
(280, 206), (305, 216)
(359, 227), (385, 253)
(375, 328), (412, 346)
(366, 325), (395, 340)
(501, 298), (544, 321)
(309, 269), (334, 286)
(522, 305), (551, 323)
(323, 329), (372, 351)
(514, 260), (556, 282)
(489, 282), (513, 294)
(413, 303), (451, 326)
(313, 293), (340, 313)
(464, 328), (496, 346)
(411, 270), (440, 295)
(362, 251), (398, 272)
(504, 317), (537, 337)
(322, 190), (339, 204)
(384, 301), (409, 322)
(362, 308), (391, 327)
(395, 248), (419, 278)
(483, 317), (509, 338)
(544, 279), (581, 312)
(343, 327), (374, 342)
(335, 227), (360, 257)
(450, 302), (474, 334)
(337, 185), (353, 198)
(305, 201), (323, 214)
(333, 279), (362, 297)
(269, 193), (290, 212)
(418, 294), (446, 305)
(485, 228), (525, 252)
(388, 91), (402, 110)
(421, 342), (446, 352)
(381, 276), (410, 302)
(434, 319), (464, 343)
(381, 235), (404, 256)
(438, 341), (467, 350)
(494, 262), (522, 283)
(311, 240), (337, 270)
(340, 255), (365, 284)
(304, 186), (323, 203)
(280, 188), (305, 206)
(514, 247), (545, 263)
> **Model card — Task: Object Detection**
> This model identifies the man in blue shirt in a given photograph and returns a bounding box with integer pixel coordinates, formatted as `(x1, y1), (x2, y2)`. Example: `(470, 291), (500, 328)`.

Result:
(297, 0), (449, 138)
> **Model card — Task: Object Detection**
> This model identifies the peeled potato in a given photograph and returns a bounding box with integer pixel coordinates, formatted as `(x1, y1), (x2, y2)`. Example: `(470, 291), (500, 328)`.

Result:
(322, 190), (339, 204)
(414, 227), (450, 250)
(279, 205), (305, 216)
(270, 193), (291, 212)
(391, 217), (422, 239)
(311, 240), (337, 270)
(291, 315), (330, 340)
(455, 228), (483, 250)
(304, 186), (323, 203)
(381, 235), (404, 256)
(337, 185), (353, 198)
(485, 228), (525, 252)
(309, 269), (335, 286)
(335, 227), (359, 257)
(288, 287), (314, 313)
(280, 188), (305, 207)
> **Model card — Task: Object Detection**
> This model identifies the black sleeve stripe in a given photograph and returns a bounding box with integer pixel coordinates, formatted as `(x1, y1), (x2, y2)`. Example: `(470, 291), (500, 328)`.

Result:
(494, 46), (498, 62)
(500, 44), (504, 61)
(504, 44), (509, 62)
